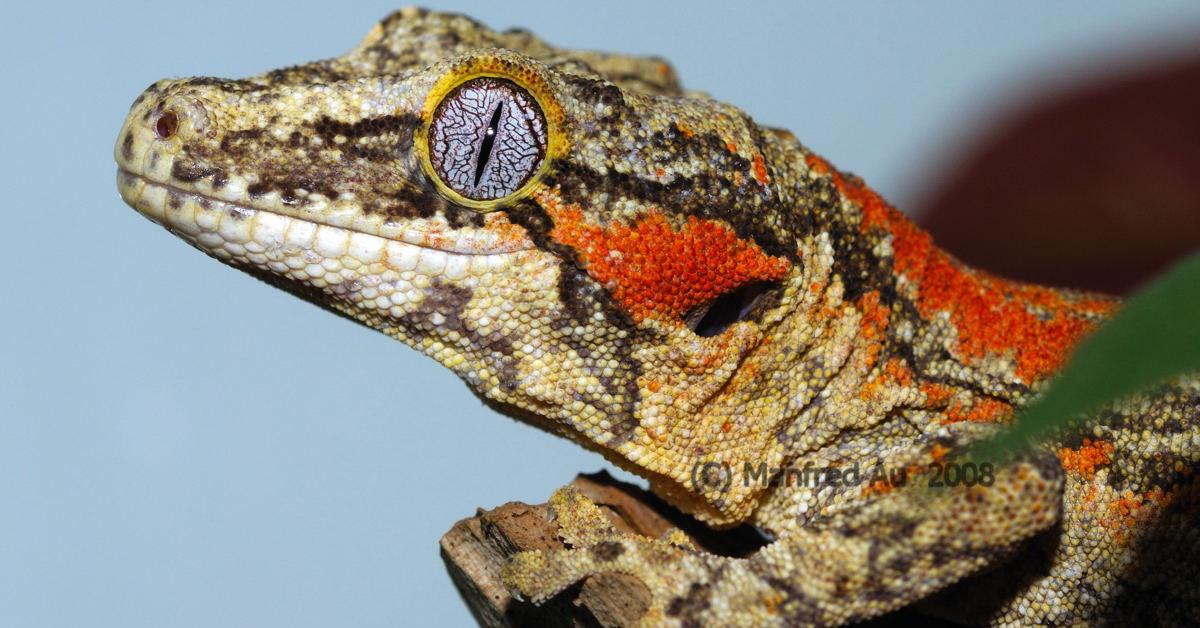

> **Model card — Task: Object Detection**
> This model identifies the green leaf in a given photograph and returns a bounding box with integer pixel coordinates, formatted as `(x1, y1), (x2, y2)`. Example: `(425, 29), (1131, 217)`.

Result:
(976, 250), (1200, 460)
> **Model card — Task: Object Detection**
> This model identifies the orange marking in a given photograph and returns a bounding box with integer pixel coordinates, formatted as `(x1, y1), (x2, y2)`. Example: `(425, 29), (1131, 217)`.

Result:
(883, 358), (914, 387)
(538, 191), (792, 324)
(1080, 483), (1100, 507)
(861, 357), (917, 401)
(643, 427), (669, 443)
(921, 383), (956, 407)
(479, 212), (538, 250)
(862, 457), (935, 498)
(854, 291), (894, 399)
(1088, 475), (1200, 544)
(943, 397), (1012, 424)
(1103, 488), (1168, 544)
(752, 153), (770, 186)
(808, 152), (1117, 383)
(862, 480), (892, 497)
(1058, 438), (1115, 479)
(805, 153), (831, 175)
(857, 291), (890, 342)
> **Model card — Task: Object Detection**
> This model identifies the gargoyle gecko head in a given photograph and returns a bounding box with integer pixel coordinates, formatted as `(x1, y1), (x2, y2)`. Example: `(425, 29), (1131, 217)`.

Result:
(116, 8), (845, 524)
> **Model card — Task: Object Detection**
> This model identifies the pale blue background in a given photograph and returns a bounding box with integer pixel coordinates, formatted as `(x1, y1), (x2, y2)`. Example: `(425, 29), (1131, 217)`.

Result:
(3, 2), (1199, 626)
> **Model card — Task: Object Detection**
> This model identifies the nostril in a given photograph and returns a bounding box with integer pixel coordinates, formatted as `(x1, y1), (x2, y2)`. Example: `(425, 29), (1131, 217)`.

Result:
(153, 110), (178, 139)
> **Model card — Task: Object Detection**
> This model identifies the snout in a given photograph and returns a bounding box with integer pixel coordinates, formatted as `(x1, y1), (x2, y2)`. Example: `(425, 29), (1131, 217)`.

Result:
(115, 79), (214, 184)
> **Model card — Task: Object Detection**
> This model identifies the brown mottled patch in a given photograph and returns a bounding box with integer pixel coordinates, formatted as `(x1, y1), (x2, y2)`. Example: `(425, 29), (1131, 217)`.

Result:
(591, 540), (625, 562)
(170, 160), (219, 183)
(121, 132), (134, 161)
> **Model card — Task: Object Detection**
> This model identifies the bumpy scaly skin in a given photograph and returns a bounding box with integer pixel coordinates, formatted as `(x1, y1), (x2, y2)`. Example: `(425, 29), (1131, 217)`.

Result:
(115, 8), (1200, 626)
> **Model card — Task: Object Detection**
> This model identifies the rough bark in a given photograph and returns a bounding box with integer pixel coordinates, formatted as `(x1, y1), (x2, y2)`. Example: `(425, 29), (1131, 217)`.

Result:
(438, 471), (763, 627)
(439, 470), (952, 627)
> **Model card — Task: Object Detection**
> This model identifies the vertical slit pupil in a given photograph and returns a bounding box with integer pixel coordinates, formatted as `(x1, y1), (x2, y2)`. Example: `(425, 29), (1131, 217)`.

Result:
(474, 102), (504, 187)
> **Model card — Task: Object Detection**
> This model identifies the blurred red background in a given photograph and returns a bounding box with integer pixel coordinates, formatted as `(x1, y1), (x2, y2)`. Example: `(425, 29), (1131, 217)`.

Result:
(916, 49), (1200, 295)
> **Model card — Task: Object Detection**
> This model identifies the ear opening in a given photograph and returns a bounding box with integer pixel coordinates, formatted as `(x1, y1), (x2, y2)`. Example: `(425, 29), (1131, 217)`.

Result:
(685, 280), (783, 338)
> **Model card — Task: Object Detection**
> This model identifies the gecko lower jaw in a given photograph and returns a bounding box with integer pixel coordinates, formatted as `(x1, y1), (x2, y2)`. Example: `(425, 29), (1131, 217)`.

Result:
(116, 169), (534, 257)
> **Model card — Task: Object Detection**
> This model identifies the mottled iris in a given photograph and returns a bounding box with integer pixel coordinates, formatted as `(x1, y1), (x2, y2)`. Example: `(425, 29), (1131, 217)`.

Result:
(427, 77), (547, 201)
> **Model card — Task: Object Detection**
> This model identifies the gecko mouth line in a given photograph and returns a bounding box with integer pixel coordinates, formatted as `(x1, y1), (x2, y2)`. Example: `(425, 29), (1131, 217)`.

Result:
(116, 169), (534, 257)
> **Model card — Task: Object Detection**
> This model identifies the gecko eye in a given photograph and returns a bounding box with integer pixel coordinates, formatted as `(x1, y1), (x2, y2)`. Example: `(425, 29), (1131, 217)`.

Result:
(427, 77), (548, 202)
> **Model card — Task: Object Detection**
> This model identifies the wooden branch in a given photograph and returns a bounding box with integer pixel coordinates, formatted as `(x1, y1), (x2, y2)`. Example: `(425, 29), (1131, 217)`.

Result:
(438, 471), (763, 627)
(439, 470), (948, 627)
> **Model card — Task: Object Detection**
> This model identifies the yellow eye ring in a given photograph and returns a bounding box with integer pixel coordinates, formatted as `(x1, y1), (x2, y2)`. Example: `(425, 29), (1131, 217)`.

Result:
(415, 55), (567, 211)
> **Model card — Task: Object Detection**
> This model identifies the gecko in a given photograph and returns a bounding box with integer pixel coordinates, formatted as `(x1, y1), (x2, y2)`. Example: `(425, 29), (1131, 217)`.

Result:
(113, 8), (1200, 626)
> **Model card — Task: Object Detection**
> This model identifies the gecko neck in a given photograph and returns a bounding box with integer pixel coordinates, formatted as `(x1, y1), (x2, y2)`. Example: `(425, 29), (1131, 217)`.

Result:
(773, 142), (1119, 438)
